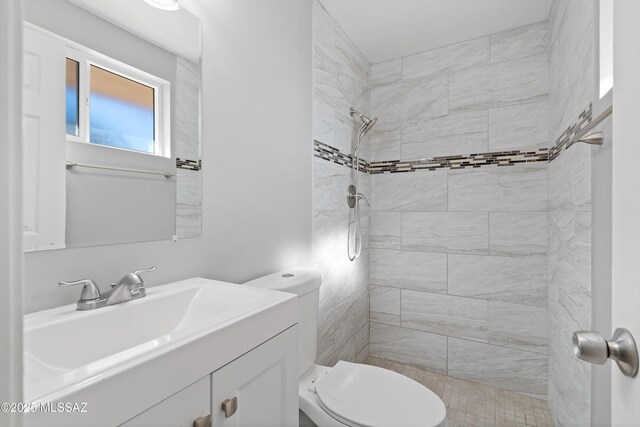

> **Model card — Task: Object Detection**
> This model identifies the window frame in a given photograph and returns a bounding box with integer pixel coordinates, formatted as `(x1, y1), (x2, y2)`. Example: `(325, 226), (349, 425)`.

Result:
(65, 44), (171, 158)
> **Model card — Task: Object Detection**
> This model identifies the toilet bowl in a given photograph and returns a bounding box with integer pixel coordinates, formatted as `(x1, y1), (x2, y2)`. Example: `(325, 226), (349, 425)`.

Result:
(245, 267), (447, 427)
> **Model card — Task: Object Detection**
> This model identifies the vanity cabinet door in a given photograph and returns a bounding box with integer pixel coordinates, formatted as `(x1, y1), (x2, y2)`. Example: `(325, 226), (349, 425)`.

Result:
(119, 376), (211, 427)
(211, 326), (298, 427)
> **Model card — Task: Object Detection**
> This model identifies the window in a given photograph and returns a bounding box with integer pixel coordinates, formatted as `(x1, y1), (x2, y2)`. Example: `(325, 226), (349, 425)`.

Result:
(599, 0), (613, 98)
(65, 47), (170, 157)
(89, 65), (156, 153)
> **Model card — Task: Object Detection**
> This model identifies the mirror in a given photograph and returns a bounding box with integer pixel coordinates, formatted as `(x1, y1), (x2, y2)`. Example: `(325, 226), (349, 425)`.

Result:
(22, 0), (202, 251)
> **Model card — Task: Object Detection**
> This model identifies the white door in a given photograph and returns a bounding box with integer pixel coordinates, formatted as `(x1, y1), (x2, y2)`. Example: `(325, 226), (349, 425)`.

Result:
(211, 327), (298, 427)
(22, 25), (66, 251)
(611, 0), (640, 425)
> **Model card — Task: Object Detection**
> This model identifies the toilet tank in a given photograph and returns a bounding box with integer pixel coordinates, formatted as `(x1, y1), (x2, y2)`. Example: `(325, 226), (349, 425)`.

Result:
(244, 267), (321, 376)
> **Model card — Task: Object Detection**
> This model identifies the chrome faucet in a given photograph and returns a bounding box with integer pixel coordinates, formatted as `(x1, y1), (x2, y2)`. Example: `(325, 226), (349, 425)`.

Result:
(59, 266), (157, 311)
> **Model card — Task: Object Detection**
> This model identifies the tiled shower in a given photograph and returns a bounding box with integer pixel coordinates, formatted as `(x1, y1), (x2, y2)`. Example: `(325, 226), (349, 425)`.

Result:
(312, 0), (596, 425)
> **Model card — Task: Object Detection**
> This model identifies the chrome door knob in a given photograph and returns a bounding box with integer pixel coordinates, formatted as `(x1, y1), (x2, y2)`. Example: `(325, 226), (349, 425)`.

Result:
(573, 328), (639, 377)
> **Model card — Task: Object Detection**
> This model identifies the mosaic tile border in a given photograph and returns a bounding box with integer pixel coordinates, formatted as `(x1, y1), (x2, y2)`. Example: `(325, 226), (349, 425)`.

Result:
(548, 104), (593, 161)
(314, 105), (593, 173)
(176, 158), (201, 171)
(368, 149), (549, 173)
(314, 141), (369, 173)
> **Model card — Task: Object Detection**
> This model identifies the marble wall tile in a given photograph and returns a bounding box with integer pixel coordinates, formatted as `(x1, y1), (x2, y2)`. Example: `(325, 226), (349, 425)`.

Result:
(327, 337), (356, 367)
(370, 171), (447, 212)
(370, 321), (448, 374)
(332, 116), (355, 154)
(312, 0), (335, 53)
(490, 21), (550, 63)
(335, 25), (369, 83)
(175, 81), (199, 126)
(449, 54), (548, 112)
(370, 58), (401, 86)
(174, 119), (199, 164)
(489, 212), (548, 256)
(370, 249), (447, 293)
(548, 143), (591, 212)
(402, 111), (488, 160)
(548, 0), (595, 141)
(331, 250), (370, 324)
(448, 164), (548, 212)
(402, 37), (490, 80)
(316, 321), (335, 366)
(401, 290), (488, 342)
(313, 99), (334, 146)
(402, 212), (489, 254)
(355, 322), (370, 363)
(402, 72), (449, 123)
(369, 79), (404, 160)
(176, 57), (200, 89)
(448, 338), (548, 398)
(312, 0), (371, 372)
(313, 157), (350, 211)
(549, 211), (592, 306)
(176, 169), (201, 238)
(547, 4), (594, 420)
(313, 48), (346, 120)
(370, 79), (405, 127)
(370, 211), (401, 249)
(369, 72), (449, 160)
(370, 286), (401, 325)
(334, 288), (369, 350)
(369, 134), (401, 162)
(313, 210), (347, 263)
(488, 101), (549, 151)
(448, 254), (547, 307)
(488, 301), (548, 355)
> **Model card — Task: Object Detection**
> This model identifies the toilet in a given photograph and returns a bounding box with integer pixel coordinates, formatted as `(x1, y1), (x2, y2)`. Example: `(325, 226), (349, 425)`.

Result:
(245, 267), (447, 427)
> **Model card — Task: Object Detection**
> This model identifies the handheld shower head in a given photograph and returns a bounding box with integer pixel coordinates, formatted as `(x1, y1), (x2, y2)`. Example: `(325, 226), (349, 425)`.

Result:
(350, 108), (378, 131)
(350, 108), (378, 144)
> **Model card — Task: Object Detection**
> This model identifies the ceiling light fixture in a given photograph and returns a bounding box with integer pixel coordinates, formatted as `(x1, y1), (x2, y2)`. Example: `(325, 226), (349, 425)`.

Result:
(143, 0), (181, 11)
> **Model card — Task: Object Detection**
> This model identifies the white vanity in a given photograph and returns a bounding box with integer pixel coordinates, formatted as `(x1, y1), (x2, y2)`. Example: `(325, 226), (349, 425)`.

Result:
(23, 278), (299, 427)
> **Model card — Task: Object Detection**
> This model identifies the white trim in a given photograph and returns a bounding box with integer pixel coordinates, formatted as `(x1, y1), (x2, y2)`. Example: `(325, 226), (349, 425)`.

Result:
(0, 0), (23, 426)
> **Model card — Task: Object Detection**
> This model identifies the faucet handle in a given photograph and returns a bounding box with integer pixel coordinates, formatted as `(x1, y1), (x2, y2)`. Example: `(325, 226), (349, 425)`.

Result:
(134, 266), (157, 276)
(59, 279), (101, 301)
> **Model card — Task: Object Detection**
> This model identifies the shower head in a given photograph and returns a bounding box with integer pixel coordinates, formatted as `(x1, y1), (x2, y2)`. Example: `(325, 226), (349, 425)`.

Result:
(350, 108), (378, 137)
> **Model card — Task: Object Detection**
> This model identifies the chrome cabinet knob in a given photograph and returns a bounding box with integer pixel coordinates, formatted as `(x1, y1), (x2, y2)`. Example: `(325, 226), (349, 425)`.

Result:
(573, 328), (639, 377)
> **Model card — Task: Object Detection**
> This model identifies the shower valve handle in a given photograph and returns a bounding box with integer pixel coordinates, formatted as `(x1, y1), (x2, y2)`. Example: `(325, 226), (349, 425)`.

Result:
(357, 192), (370, 207)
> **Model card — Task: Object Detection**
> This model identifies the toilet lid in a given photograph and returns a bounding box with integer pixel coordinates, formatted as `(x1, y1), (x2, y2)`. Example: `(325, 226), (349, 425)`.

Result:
(314, 361), (446, 427)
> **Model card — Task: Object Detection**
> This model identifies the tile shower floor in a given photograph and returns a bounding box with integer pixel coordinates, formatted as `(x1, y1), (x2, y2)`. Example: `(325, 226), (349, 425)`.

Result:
(366, 357), (554, 427)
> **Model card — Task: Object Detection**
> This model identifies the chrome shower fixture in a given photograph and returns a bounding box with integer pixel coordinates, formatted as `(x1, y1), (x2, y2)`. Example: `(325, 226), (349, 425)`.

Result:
(350, 108), (378, 148)
(347, 107), (376, 261)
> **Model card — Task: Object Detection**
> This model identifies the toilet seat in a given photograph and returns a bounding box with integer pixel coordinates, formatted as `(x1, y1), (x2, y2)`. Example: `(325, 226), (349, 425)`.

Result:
(313, 361), (447, 427)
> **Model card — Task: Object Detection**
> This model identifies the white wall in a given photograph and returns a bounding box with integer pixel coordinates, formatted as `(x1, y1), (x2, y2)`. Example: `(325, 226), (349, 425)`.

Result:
(0, 0), (23, 424)
(24, 0), (312, 313)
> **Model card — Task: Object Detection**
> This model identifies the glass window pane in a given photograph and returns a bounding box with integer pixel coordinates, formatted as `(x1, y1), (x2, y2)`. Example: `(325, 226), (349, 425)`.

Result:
(65, 58), (79, 136)
(89, 65), (155, 154)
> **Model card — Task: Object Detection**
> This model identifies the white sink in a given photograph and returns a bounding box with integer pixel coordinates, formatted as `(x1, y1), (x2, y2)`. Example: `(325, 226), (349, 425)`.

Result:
(23, 277), (298, 425)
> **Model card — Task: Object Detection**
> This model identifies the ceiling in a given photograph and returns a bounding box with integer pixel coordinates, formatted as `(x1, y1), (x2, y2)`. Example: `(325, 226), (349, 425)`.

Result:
(318, 0), (553, 63)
